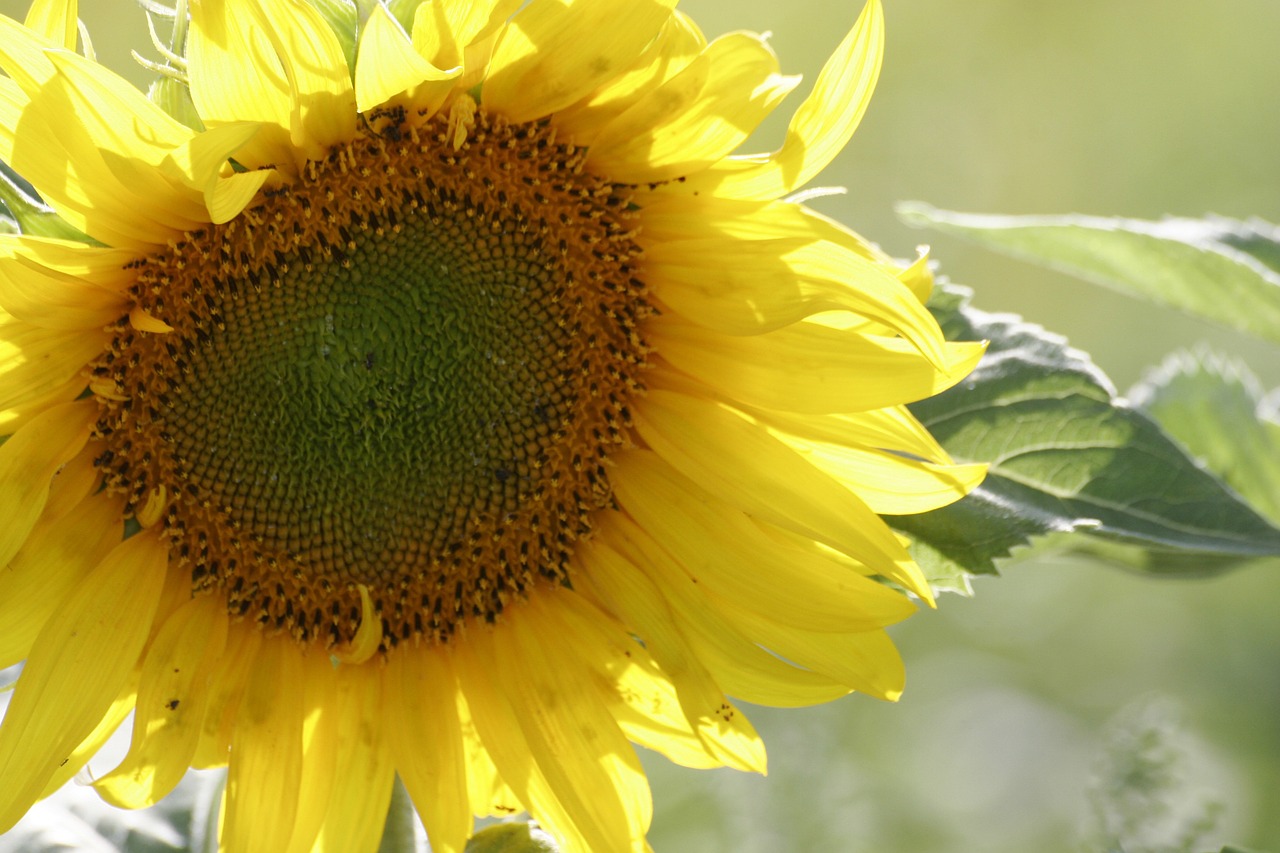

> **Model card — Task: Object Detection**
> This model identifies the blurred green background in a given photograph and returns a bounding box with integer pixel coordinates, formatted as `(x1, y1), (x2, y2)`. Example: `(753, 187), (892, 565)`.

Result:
(3, 0), (1278, 850)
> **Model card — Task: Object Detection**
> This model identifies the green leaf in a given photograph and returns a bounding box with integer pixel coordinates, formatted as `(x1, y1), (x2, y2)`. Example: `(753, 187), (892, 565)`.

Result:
(1213, 218), (1280, 275)
(889, 282), (1280, 580)
(1131, 349), (1280, 523)
(898, 204), (1280, 345)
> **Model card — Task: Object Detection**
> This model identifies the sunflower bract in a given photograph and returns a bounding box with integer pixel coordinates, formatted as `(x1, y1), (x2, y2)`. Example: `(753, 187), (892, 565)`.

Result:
(0, 0), (985, 850)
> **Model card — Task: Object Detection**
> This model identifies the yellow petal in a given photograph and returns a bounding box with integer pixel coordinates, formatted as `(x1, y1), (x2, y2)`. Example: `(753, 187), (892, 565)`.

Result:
(680, 0), (884, 200)
(0, 530), (168, 833)
(652, 317), (985, 413)
(457, 693), (521, 819)
(0, 399), (94, 569)
(553, 11), (705, 144)
(421, 0), (522, 66)
(306, 664), (396, 853)
(0, 243), (131, 330)
(0, 236), (136, 289)
(606, 670), (736, 770)
(898, 249), (936, 303)
(612, 450), (917, 631)
(189, 0), (355, 169)
(163, 122), (273, 224)
(0, 33), (208, 246)
(552, 578), (738, 771)
(222, 634), (306, 853)
(637, 191), (883, 259)
(39, 51), (203, 211)
(773, 432), (987, 516)
(250, 0), (356, 150)
(715, 607), (907, 702)
(0, 318), (101, 422)
(38, 681), (136, 799)
(0, 46), (195, 206)
(95, 595), (229, 808)
(484, 0), (678, 124)
(754, 405), (956, 467)
(0, 318), (102, 425)
(129, 305), (174, 334)
(387, 648), (471, 853)
(191, 622), (261, 769)
(569, 581), (732, 771)
(456, 18), (520, 92)
(283, 650), (340, 853)
(42, 442), (101, 520)
(635, 389), (933, 602)
(528, 594), (656, 843)
(355, 4), (459, 115)
(0, 490), (122, 669)
(646, 235), (947, 365)
(453, 637), (549, 827)
(188, 0), (295, 166)
(23, 0), (76, 50)
(576, 541), (766, 772)
(678, 631), (849, 707)
(409, 0), (523, 93)
(408, 0), (457, 70)
(640, 189), (931, 308)
(598, 514), (851, 708)
(0, 372), (82, 432)
(456, 597), (650, 853)
(0, 12), (62, 93)
(588, 32), (799, 183)
(209, 170), (274, 224)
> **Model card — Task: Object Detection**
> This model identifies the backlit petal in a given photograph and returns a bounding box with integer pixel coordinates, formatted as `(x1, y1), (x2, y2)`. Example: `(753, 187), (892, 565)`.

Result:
(0, 399), (93, 569)
(387, 649), (471, 853)
(22, 0), (76, 50)
(588, 32), (799, 182)
(355, 4), (459, 115)
(222, 635), (306, 853)
(0, 531), (168, 833)
(0, 490), (122, 669)
(485, 0), (678, 123)
(679, 0), (884, 199)
(95, 595), (230, 808)
(635, 390), (933, 602)
(305, 664), (396, 853)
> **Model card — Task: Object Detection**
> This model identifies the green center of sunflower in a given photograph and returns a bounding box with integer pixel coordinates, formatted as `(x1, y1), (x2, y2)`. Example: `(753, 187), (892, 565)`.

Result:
(91, 104), (649, 649)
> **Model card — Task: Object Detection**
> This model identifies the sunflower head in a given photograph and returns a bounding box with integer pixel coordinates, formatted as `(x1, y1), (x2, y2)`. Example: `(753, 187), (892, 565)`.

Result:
(93, 101), (652, 649)
(0, 1), (984, 850)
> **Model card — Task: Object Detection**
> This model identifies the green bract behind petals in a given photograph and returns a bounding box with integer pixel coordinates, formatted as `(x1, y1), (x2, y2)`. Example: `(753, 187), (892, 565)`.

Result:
(308, 0), (359, 72)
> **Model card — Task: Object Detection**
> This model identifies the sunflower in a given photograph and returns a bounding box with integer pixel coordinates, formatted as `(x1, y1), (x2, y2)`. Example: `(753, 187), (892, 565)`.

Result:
(0, 0), (985, 850)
